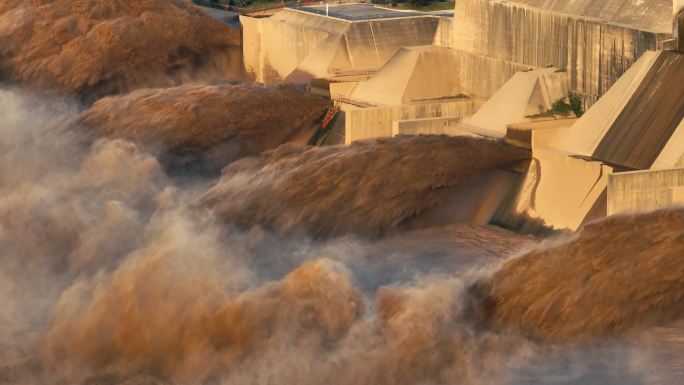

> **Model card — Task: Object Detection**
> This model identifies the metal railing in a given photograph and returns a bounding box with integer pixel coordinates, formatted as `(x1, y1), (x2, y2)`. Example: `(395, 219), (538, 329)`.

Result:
(192, 0), (359, 15)
(192, 0), (291, 15)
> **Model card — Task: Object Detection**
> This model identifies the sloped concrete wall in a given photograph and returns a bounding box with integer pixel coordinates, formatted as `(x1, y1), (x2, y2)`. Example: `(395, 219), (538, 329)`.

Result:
(549, 51), (659, 157)
(548, 50), (684, 171)
(608, 168), (684, 215)
(453, 0), (669, 103)
(345, 99), (477, 144)
(350, 46), (465, 106)
(591, 51), (684, 170)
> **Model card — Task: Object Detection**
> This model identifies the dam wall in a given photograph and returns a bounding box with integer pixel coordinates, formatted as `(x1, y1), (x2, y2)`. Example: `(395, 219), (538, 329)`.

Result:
(241, 10), (347, 84)
(241, 9), (440, 85)
(608, 168), (684, 215)
(343, 16), (440, 72)
(453, 0), (672, 104)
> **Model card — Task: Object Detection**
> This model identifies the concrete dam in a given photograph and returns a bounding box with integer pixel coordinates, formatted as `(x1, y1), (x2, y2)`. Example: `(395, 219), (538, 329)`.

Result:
(3, 1), (684, 384)
(237, 0), (684, 232)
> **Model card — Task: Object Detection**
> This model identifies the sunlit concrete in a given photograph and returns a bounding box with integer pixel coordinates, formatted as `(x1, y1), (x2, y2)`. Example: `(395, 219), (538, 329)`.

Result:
(551, 50), (684, 170)
(393, 117), (474, 137)
(453, 0), (673, 106)
(344, 99), (477, 144)
(240, 8), (441, 85)
(349, 46), (463, 106)
(608, 168), (684, 215)
(505, 118), (577, 150)
(462, 68), (570, 138)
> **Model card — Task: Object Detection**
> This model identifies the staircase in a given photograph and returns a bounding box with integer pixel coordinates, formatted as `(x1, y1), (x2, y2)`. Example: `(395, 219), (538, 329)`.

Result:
(308, 104), (341, 146)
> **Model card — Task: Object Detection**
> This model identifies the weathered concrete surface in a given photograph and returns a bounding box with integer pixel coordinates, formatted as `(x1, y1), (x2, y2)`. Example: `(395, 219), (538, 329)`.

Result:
(462, 68), (570, 138)
(240, 15), (262, 83)
(241, 10), (347, 84)
(344, 99), (477, 144)
(349, 46), (463, 105)
(329, 81), (358, 100)
(433, 16), (453, 47)
(392, 117), (472, 137)
(241, 9), (440, 85)
(608, 168), (684, 215)
(448, 50), (534, 101)
(503, 0), (673, 33)
(343, 17), (440, 72)
(505, 118), (576, 150)
(549, 51), (660, 157)
(350, 46), (534, 105)
(453, 0), (671, 104)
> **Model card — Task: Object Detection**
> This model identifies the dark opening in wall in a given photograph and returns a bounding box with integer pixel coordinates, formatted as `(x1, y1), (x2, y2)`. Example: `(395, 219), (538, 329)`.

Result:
(677, 10), (684, 51)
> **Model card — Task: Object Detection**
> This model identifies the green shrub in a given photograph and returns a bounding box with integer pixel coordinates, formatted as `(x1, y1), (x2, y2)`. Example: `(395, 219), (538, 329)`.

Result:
(526, 92), (585, 118)
(568, 92), (584, 117)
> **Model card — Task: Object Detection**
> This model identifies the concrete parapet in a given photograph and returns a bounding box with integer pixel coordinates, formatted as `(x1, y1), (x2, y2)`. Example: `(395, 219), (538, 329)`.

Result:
(344, 99), (477, 144)
(392, 117), (470, 137)
(505, 118), (576, 149)
(607, 168), (684, 215)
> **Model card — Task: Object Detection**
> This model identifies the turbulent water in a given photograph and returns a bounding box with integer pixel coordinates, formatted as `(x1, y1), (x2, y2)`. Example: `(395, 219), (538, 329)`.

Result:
(0, 0), (241, 102)
(1, 1), (684, 384)
(201, 136), (530, 238)
(477, 208), (684, 340)
(2, 87), (684, 385)
(73, 84), (329, 175)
